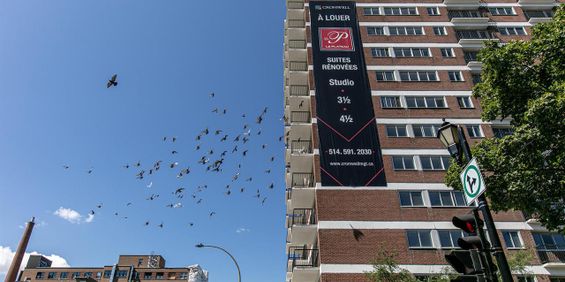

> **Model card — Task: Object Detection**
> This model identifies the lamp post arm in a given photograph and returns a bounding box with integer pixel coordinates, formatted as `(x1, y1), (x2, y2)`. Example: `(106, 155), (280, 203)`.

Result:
(201, 245), (241, 282)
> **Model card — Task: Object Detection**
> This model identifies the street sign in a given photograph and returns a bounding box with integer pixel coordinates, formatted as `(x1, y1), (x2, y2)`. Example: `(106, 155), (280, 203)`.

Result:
(460, 158), (486, 205)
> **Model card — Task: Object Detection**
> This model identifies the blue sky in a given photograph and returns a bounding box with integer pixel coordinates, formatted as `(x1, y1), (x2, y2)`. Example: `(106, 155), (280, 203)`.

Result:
(0, 1), (286, 281)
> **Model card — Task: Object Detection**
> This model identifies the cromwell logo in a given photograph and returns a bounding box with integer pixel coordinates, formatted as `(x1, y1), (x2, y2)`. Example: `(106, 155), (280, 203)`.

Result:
(320, 27), (354, 51)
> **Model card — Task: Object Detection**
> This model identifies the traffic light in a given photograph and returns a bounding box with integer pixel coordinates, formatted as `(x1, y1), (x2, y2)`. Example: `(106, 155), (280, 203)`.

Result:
(452, 214), (488, 250)
(445, 250), (483, 275)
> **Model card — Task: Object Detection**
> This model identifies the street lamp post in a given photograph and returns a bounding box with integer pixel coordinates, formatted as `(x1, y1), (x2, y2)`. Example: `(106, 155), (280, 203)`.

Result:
(195, 243), (241, 282)
(437, 121), (514, 282)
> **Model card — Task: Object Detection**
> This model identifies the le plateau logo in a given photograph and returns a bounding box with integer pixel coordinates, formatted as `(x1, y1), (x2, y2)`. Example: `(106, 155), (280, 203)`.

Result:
(319, 27), (354, 51)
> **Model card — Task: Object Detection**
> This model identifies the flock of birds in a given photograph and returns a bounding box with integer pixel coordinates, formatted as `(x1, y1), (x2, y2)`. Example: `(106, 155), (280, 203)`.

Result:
(60, 74), (285, 229)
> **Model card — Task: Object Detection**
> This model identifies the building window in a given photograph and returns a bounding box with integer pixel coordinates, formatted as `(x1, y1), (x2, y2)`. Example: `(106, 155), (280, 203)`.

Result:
(393, 48), (430, 57)
(413, 124), (442, 138)
(433, 26), (447, 35)
(381, 96), (402, 108)
(144, 272), (153, 279)
(386, 125), (408, 137)
(168, 272), (176, 279)
(464, 51), (479, 63)
(36, 272), (45, 279)
(389, 26), (424, 36)
(499, 27), (526, 36)
(371, 47), (390, 57)
(427, 7), (440, 16)
(406, 96), (445, 108)
(60, 272), (68, 279)
(517, 277), (536, 282)
(72, 273), (80, 279)
(384, 7), (418, 15)
(448, 71), (464, 82)
(156, 272), (164, 280)
(363, 7), (381, 15)
(367, 26), (385, 35)
(116, 270), (128, 278)
(137, 258), (144, 266)
(407, 230), (434, 248)
(84, 272), (92, 278)
(457, 30), (493, 39)
(392, 156), (416, 170)
(178, 273), (188, 279)
(489, 7), (515, 16)
(492, 127), (513, 138)
(439, 230), (467, 248)
(449, 10), (482, 18)
(96, 272), (102, 279)
(466, 125), (483, 138)
(376, 71), (395, 81)
(472, 74), (482, 84)
(524, 10), (553, 19)
(399, 71), (438, 82)
(503, 231), (524, 249)
(441, 48), (455, 58)
(430, 191), (467, 207)
(103, 271), (111, 278)
(47, 272), (56, 279)
(399, 191), (424, 207)
(457, 97), (474, 109)
(533, 233), (565, 250)
(420, 156), (451, 170)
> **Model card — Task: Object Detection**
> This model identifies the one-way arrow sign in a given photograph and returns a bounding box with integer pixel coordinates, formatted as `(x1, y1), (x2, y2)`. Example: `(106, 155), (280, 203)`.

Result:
(460, 158), (486, 205)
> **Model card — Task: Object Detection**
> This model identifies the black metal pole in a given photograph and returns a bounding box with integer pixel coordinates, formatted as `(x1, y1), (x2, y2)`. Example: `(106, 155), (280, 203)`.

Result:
(196, 244), (241, 282)
(457, 126), (513, 282)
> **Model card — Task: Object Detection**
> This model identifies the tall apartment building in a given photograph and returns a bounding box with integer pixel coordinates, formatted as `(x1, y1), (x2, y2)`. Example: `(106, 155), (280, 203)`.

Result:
(17, 255), (208, 282)
(283, 0), (564, 281)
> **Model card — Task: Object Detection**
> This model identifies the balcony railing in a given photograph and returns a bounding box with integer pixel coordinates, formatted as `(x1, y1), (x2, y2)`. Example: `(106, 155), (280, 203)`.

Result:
(457, 30), (495, 40)
(524, 10), (553, 20)
(289, 85), (309, 96)
(288, 248), (319, 270)
(288, 40), (306, 49)
(291, 140), (313, 154)
(292, 172), (314, 188)
(288, 61), (308, 71)
(464, 52), (479, 63)
(288, 208), (317, 228)
(290, 111), (311, 123)
(287, 2), (304, 9)
(286, 188), (293, 201)
(287, 20), (305, 28)
(538, 250), (565, 264)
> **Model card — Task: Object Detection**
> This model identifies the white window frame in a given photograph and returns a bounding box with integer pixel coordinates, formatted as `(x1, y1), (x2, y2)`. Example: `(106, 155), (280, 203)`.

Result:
(371, 47), (391, 57)
(389, 26), (425, 36)
(398, 191), (425, 207)
(413, 124), (442, 137)
(503, 231), (524, 249)
(392, 155), (416, 170)
(420, 155), (451, 170)
(383, 7), (419, 16)
(363, 7), (382, 15)
(498, 27), (527, 36)
(381, 96), (402, 108)
(386, 124), (409, 137)
(448, 71), (464, 82)
(393, 47), (431, 58)
(438, 230), (467, 249)
(489, 7), (516, 16)
(457, 96), (474, 109)
(466, 124), (484, 138)
(367, 26), (385, 35)
(405, 96), (446, 108)
(441, 48), (456, 58)
(433, 26), (448, 36)
(427, 7), (441, 16)
(407, 230), (434, 249)
(429, 190), (468, 207)
(376, 71), (396, 81)
(399, 71), (439, 82)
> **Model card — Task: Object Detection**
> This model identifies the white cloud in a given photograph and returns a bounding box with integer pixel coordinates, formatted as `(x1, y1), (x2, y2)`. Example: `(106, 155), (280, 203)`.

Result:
(0, 246), (69, 276)
(235, 227), (250, 233)
(53, 207), (93, 224)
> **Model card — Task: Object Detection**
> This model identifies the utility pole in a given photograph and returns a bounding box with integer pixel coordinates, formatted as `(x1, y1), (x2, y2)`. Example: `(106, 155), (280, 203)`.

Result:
(5, 217), (35, 282)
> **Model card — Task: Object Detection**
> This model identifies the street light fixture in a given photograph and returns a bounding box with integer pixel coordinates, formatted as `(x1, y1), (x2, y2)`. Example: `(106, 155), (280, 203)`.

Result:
(437, 121), (461, 159)
(195, 243), (241, 282)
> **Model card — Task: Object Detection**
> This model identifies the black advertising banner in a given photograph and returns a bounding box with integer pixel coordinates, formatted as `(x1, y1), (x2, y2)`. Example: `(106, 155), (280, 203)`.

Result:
(309, 1), (386, 186)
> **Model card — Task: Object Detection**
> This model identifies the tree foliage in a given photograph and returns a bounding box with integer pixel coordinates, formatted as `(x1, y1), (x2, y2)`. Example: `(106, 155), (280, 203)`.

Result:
(365, 249), (419, 282)
(445, 5), (565, 232)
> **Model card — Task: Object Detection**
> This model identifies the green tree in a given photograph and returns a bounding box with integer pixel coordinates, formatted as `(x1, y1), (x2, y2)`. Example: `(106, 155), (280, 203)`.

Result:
(445, 5), (565, 233)
(364, 249), (418, 282)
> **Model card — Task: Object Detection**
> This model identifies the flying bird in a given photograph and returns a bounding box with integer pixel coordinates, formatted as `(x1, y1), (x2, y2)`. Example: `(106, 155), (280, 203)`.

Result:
(107, 74), (118, 88)
(350, 224), (365, 241)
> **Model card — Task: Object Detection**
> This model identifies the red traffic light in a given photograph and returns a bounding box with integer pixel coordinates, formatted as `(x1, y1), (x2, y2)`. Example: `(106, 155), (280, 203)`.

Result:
(452, 214), (484, 234)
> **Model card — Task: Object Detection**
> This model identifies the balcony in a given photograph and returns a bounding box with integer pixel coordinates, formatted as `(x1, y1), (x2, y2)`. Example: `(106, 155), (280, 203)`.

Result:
(288, 85), (309, 97)
(525, 10), (554, 24)
(287, 61), (308, 71)
(291, 140), (313, 154)
(287, 0), (304, 10)
(457, 30), (499, 49)
(287, 9), (305, 28)
(449, 10), (490, 29)
(538, 250), (565, 264)
(290, 111), (311, 123)
(286, 248), (320, 282)
(443, 0), (480, 9)
(287, 208), (316, 228)
(291, 172), (314, 188)
(464, 52), (482, 71)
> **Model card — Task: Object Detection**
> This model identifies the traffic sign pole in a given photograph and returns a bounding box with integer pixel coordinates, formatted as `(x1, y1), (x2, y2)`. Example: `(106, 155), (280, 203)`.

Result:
(456, 126), (513, 282)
